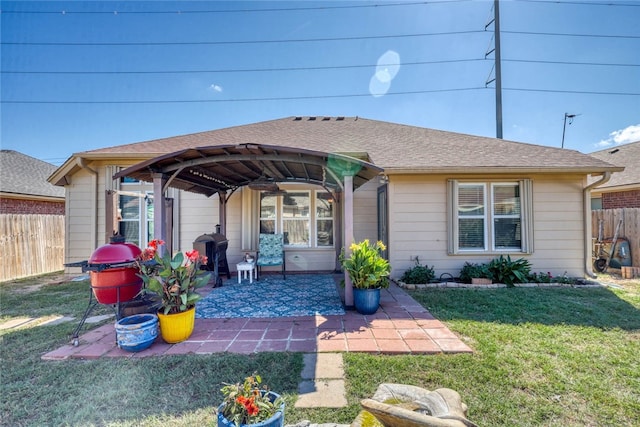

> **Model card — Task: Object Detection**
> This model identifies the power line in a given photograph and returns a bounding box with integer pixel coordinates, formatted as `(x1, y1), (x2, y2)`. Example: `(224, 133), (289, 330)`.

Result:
(0, 59), (487, 75)
(3, 86), (639, 105)
(0, 30), (486, 46)
(0, 1), (469, 15)
(502, 30), (640, 39)
(4, 58), (639, 75)
(503, 88), (640, 96)
(513, 0), (640, 7)
(1, 87), (488, 104)
(3, 29), (636, 47)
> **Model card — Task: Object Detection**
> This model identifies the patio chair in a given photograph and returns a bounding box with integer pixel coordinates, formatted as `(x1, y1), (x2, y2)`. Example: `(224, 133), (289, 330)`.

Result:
(255, 233), (286, 280)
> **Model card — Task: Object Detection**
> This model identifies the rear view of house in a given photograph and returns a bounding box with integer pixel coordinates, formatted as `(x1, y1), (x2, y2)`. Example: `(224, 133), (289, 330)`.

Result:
(50, 117), (621, 296)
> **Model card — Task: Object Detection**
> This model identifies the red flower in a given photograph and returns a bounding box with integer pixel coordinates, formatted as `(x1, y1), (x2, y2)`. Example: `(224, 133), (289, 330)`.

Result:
(185, 249), (199, 263)
(148, 239), (165, 249)
(140, 247), (156, 261)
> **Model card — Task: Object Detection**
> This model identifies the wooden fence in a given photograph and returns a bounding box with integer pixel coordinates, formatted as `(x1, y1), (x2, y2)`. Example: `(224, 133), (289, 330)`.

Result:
(592, 208), (640, 268)
(0, 214), (65, 282)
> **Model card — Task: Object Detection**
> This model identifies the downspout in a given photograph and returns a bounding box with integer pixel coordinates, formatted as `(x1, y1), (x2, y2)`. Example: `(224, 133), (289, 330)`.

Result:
(583, 172), (611, 278)
(76, 157), (99, 251)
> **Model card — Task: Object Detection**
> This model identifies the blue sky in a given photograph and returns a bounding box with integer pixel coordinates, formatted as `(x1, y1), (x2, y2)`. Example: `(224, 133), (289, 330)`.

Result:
(2, 0), (639, 166)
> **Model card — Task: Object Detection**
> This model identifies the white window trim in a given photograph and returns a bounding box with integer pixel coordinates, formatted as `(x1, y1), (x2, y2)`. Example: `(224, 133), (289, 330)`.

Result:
(257, 188), (334, 249)
(448, 179), (533, 255)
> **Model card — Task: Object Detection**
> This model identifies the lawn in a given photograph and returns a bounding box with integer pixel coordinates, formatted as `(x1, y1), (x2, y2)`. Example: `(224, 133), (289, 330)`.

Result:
(1, 273), (638, 426)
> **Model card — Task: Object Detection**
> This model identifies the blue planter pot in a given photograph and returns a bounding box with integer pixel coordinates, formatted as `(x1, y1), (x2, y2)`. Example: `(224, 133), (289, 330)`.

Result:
(217, 391), (284, 427)
(115, 313), (158, 352)
(353, 288), (381, 315)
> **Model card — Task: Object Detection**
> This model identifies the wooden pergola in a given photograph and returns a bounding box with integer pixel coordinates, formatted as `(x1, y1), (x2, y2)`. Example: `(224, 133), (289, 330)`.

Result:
(114, 143), (383, 306)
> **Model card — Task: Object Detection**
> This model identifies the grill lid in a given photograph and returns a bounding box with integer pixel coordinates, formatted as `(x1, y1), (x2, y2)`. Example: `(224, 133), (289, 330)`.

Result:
(89, 236), (141, 265)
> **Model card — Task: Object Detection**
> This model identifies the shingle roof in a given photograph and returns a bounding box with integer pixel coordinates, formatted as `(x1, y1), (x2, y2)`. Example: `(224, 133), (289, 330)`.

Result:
(1, 150), (65, 198)
(79, 116), (620, 173)
(588, 141), (639, 189)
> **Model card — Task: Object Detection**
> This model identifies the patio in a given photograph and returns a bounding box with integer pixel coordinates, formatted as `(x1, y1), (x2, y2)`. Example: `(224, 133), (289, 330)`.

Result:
(42, 274), (472, 360)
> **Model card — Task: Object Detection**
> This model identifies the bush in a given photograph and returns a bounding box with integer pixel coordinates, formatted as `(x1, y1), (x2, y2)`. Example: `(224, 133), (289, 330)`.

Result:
(459, 262), (493, 284)
(488, 255), (531, 287)
(400, 258), (435, 284)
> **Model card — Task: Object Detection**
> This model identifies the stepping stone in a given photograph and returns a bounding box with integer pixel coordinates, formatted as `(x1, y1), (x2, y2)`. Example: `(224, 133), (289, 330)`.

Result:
(84, 314), (114, 324)
(296, 353), (347, 408)
(0, 317), (35, 330)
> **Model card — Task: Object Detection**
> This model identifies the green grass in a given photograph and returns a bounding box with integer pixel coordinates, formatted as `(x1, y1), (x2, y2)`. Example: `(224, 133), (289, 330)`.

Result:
(1, 274), (639, 426)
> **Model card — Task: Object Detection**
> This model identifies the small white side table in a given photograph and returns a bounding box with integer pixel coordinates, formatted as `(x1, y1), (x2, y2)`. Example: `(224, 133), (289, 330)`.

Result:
(236, 261), (256, 284)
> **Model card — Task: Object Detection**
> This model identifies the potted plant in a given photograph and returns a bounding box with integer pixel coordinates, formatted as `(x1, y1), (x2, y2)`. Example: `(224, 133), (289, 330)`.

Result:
(218, 374), (285, 427)
(459, 262), (493, 285)
(136, 239), (211, 343)
(340, 239), (391, 314)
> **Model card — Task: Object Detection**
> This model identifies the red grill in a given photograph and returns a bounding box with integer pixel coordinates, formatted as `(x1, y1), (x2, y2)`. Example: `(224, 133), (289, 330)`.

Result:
(66, 235), (148, 346)
(87, 240), (143, 304)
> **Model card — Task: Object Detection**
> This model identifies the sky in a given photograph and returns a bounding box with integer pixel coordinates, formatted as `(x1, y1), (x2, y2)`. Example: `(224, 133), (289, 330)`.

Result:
(1, 0), (639, 166)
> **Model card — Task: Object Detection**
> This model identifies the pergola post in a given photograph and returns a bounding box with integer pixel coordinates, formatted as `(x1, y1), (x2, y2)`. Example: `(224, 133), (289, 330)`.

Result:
(152, 173), (168, 255)
(343, 174), (354, 308)
(218, 192), (227, 235)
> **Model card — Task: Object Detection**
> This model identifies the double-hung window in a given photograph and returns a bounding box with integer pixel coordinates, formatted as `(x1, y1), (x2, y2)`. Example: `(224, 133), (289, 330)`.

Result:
(118, 177), (154, 247)
(448, 179), (533, 254)
(259, 189), (334, 248)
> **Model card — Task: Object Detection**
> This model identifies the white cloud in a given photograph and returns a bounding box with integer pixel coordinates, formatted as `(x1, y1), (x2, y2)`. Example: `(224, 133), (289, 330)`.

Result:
(597, 124), (640, 147)
(209, 84), (223, 93)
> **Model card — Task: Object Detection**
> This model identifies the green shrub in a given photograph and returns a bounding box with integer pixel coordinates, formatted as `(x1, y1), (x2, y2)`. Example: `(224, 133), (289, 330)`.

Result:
(488, 255), (531, 287)
(459, 262), (493, 284)
(400, 258), (435, 284)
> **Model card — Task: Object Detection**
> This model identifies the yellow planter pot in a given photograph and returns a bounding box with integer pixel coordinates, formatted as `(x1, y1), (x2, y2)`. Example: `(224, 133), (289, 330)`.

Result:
(157, 307), (196, 344)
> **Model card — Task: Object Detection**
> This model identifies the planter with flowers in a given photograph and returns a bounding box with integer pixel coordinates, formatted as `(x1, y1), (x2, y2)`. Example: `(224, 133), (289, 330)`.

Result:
(217, 374), (285, 427)
(340, 239), (391, 315)
(136, 239), (211, 343)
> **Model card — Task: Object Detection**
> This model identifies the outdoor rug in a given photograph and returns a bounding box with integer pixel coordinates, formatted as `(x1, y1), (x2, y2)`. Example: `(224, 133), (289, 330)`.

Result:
(196, 274), (345, 318)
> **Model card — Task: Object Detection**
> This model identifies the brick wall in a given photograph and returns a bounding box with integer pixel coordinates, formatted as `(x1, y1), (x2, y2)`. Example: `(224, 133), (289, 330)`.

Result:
(0, 198), (65, 215)
(602, 189), (640, 209)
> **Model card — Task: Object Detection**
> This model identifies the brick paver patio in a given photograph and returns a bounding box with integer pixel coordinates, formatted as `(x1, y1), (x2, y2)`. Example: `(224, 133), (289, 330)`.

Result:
(42, 282), (473, 360)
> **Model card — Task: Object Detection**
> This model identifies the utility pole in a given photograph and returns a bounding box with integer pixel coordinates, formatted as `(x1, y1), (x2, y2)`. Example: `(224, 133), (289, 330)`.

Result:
(485, 0), (503, 139)
(561, 113), (577, 149)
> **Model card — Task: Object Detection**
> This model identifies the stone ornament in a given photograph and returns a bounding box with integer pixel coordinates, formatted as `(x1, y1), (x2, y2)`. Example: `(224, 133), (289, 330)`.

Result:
(353, 384), (478, 427)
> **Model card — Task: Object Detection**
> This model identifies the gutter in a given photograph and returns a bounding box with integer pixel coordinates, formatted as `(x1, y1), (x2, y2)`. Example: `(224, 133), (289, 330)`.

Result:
(583, 171), (611, 278)
(76, 157), (99, 253)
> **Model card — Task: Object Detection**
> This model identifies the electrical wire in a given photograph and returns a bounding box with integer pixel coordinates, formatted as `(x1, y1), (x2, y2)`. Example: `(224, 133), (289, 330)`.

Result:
(0, 1), (471, 15)
(2, 58), (638, 75)
(3, 87), (639, 105)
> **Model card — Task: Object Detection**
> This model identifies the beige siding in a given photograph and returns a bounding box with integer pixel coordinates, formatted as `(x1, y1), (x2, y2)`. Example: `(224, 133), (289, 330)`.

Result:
(388, 174), (588, 280)
(65, 168), (96, 267)
(353, 179), (380, 242)
(62, 158), (590, 280)
(178, 191), (219, 251)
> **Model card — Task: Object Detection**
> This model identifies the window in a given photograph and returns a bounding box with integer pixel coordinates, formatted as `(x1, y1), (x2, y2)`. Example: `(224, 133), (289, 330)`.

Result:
(316, 192), (334, 247)
(282, 192), (310, 246)
(448, 180), (533, 254)
(118, 177), (154, 247)
(259, 189), (334, 248)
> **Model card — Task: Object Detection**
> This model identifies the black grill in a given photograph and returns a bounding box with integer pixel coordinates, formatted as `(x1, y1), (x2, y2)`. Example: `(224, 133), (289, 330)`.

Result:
(193, 232), (230, 287)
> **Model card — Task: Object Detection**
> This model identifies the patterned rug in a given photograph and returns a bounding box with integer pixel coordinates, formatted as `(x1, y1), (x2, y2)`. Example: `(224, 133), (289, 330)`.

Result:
(196, 274), (345, 318)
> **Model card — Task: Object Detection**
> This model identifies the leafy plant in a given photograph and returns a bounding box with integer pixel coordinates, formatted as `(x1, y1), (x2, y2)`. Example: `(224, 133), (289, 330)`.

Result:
(219, 374), (284, 426)
(340, 239), (391, 289)
(528, 271), (576, 285)
(487, 255), (531, 287)
(136, 239), (211, 314)
(400, 257), (435, 284)
(459, 262), (493, 284)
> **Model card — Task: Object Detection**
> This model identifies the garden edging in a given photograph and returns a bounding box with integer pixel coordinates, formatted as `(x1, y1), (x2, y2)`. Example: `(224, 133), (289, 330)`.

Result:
(394, 280), (603, 290)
